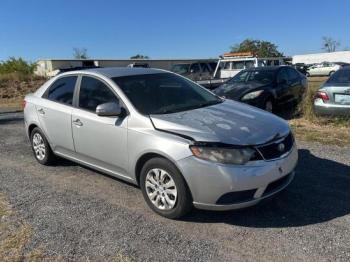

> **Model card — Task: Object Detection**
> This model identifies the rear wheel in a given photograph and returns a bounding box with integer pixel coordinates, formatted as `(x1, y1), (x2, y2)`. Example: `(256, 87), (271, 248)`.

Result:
(329, 71), (335, 76)
(140, 157), (192, 219)
(30, 127), (56, 165)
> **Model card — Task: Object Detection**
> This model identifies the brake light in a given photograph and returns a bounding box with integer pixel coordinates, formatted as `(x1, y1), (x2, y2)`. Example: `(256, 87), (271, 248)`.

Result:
(314, 91), (329, 102)
(22, 100), (26, 109)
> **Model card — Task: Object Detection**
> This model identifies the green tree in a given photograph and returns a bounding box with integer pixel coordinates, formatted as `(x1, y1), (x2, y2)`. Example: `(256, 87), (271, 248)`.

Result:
(230, 39), (283, 57)
(130, 54), (149, 59)
(0, 57), (36, 75)
(73, 48), (89, 59)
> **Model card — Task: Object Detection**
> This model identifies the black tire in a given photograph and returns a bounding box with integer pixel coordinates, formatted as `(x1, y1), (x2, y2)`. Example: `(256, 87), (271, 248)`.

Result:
(329, 71), (335, 76)
(140, 157), (192, 219)
(30, 127), (56, 165)
(306, 72), (310, 77)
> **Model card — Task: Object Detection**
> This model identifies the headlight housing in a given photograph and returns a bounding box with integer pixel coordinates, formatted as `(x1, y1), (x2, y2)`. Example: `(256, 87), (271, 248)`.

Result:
(241, 90), (264, 100)
(190, 145), (260, 165)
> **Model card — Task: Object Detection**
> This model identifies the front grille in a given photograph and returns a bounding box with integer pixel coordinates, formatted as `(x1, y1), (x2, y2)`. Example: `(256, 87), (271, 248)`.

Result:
(256, 133), (294, 160)
(262, 173), (291, 197)
(216, 189), (256, 205)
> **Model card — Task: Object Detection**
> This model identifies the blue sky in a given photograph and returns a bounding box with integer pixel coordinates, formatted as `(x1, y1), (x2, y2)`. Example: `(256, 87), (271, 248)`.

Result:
(1, 0), (349, 61)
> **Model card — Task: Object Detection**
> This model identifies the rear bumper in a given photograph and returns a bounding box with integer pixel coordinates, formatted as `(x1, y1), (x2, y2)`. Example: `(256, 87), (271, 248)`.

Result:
(314, 99), (350, 116)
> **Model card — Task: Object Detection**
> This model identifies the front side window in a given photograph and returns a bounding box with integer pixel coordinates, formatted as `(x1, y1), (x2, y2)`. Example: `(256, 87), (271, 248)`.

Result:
(46, 76), (77, 105)
(79, 76), (118, 112)
(113, 73), (222, 115)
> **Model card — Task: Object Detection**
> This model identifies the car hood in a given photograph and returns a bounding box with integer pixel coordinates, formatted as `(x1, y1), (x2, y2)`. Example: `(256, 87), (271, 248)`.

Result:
(214, 81), (269, 99)
(150, 100), (290, 145)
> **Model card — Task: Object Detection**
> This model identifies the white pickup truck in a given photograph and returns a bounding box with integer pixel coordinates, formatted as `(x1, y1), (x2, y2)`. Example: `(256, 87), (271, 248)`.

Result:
(214, 52), (285, 79)
(170, 53), (285, 89)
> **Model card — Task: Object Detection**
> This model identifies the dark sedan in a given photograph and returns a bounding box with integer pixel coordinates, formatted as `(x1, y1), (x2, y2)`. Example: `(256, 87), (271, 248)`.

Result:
(213, 66), (308, 112)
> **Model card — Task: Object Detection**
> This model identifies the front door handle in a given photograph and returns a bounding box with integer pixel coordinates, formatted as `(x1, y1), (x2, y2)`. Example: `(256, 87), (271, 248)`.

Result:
(72, 119), (83, 127)
(37, 108), (45, 115)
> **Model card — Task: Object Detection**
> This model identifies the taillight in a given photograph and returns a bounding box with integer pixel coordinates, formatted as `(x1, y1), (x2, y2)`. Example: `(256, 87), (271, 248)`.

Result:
(22, 100), (27, 109)
(314, 91), (329, 102)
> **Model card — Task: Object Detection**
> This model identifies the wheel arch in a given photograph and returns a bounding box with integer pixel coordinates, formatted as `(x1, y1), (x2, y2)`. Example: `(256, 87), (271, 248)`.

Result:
(28, 123), (38, 137)
(134, 152), (191, 196)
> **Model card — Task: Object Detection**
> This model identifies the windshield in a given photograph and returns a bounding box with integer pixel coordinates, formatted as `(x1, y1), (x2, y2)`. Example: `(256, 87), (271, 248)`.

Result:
(326, 69), (350, 85)
(228, 69), (275, 85)
(113, 73), (222, 115)
(171, 64), (190, 74)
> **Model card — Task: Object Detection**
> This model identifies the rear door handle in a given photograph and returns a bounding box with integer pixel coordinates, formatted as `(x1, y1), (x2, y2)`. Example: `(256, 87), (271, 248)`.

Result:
(72, 119), (83, 127)
(37, 108), (45, 115)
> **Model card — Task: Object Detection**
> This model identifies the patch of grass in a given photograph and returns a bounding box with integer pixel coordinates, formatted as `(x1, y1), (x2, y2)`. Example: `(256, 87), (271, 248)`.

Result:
(290, 118), (350, 146)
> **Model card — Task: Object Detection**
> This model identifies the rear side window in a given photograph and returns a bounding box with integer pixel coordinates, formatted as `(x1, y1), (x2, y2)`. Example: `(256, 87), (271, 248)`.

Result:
(46, 76), (77, 105)
(79, 76), (118, 112)
(287, 68), (300, 80)
(277, 69), (289, 82)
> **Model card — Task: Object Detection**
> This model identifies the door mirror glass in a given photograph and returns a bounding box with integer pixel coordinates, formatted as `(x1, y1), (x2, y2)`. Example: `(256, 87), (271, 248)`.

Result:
(96, 102), (122, 117)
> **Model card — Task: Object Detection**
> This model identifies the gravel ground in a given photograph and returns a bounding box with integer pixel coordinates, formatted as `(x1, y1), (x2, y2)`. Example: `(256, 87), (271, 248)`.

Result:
(0, 115), (349, 261)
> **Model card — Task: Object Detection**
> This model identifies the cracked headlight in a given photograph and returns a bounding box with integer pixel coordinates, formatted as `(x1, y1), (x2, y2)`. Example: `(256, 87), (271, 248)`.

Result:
(242, 90), (264, 100)
(190, 146), (258, 165)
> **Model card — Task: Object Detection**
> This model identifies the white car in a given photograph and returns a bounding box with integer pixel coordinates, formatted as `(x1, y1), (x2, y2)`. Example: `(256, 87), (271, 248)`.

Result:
(306, 62), (341, 77)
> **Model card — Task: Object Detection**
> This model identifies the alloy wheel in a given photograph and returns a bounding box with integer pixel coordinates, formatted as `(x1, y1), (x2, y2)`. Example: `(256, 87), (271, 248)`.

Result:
(32, 133), (46, 161)
(145, 168), (178, 210)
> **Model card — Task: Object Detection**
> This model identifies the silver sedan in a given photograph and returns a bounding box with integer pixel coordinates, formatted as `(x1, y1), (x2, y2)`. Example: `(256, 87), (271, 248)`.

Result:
(314, 66), (350, 116)
(24, 67), (298, 219)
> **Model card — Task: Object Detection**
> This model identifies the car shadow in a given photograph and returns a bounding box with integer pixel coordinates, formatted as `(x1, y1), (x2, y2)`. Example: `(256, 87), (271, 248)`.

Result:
(184, 149), (350, 227)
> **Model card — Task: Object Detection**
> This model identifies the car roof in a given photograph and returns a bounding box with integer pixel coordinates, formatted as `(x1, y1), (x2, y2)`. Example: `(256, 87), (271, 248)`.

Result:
(63, 67), (166, 78)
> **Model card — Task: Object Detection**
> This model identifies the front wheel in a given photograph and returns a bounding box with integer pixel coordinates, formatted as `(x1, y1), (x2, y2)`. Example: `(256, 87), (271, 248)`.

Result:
(140, 157), (192, 219)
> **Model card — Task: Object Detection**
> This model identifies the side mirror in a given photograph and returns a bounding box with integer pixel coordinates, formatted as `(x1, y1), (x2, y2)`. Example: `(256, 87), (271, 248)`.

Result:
(96, 102), (122, 117)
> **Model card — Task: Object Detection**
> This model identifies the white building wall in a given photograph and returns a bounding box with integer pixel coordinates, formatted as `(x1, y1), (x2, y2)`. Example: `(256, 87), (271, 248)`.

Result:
(292, 51), (350, 64)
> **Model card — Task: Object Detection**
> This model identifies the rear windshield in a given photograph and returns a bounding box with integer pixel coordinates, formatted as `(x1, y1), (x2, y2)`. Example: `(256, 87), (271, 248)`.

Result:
(326, 69), (350, 85)
(112, 73), (222, 115)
